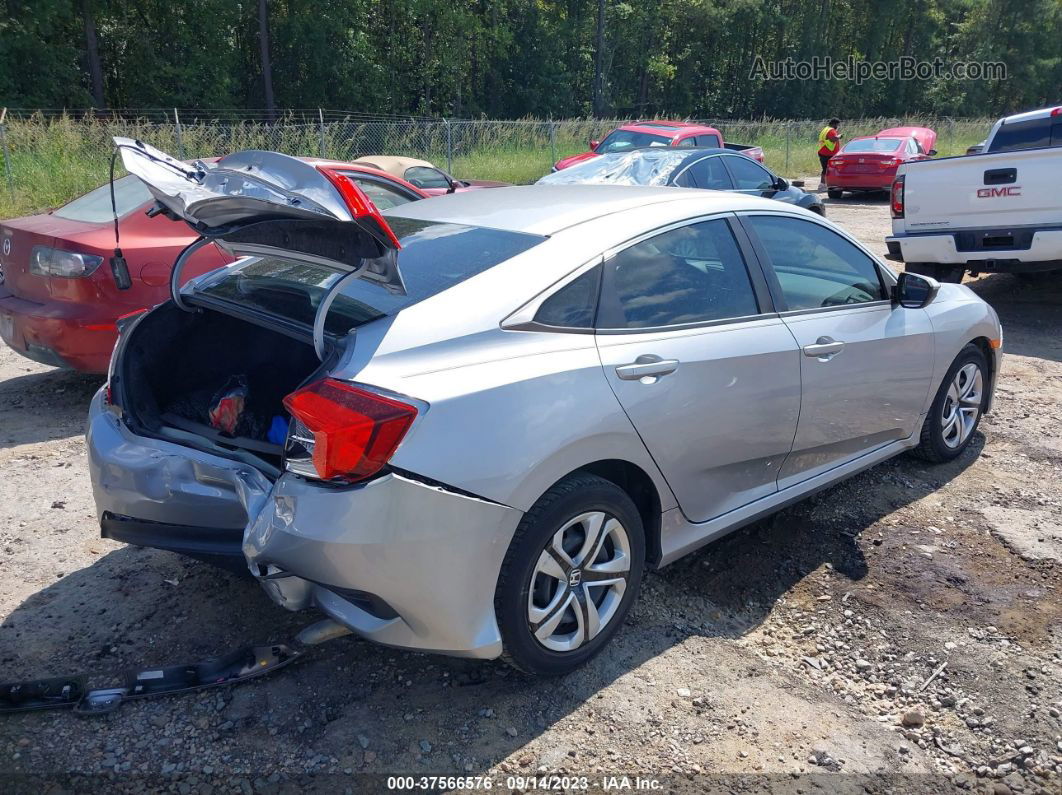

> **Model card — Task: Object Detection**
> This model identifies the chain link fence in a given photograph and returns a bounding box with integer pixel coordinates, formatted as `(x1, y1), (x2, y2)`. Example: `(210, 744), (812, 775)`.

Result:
(0, 110), (994, 218)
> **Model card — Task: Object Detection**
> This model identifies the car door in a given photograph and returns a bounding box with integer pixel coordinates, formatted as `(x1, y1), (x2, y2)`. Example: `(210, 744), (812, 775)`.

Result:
(739, 212), (935, 487)
(593, 215), (801, 523)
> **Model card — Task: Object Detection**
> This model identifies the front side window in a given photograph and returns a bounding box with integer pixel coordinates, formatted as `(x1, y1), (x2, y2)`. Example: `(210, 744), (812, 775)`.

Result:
(598, 219), (759, 329)
(53, 175), (153, 223)
(403, 166), (452, 190)
(725, 156), (775, 191)
(344, 176), (417, 210)
(745, 215), (886, 311)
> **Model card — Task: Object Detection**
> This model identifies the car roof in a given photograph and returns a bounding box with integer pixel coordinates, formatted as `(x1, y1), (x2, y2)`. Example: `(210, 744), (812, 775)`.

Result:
(617, 120), (719, 137)
(384, 184), (783, 236)
(1000, 105), (1062, 124)
(350, 155), (436, 178)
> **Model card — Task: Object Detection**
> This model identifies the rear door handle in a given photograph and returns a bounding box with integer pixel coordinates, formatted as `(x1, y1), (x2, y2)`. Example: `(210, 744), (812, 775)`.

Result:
(802, 336), (845, 360)
(615, 354), (680, 381)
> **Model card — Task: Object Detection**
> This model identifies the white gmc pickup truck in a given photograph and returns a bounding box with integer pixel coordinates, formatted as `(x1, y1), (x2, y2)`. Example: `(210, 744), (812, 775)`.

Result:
(886, 105), (1062, 282)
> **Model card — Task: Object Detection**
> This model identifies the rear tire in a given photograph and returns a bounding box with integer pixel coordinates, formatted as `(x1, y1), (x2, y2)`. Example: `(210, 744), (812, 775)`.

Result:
(495, 473), (645, 676)
(906, 263), (964, 284)
(827, 188), (843, 199)
(913, 344), (988, 463)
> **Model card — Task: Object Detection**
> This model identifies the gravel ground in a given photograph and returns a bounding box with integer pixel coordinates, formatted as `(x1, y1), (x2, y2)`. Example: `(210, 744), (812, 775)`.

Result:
(1, 193), (1060, 794)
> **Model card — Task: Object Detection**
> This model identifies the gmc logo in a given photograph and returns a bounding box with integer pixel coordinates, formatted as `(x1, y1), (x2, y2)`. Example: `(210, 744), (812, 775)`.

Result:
(977, 186), (1021, 198)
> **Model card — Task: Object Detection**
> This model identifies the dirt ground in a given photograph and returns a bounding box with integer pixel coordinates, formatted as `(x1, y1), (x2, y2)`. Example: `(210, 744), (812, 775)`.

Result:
(1, 194), (1060, 794)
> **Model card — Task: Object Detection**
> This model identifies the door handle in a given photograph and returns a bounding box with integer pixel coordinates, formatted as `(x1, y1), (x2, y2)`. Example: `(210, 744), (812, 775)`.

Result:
(615, 354), (680, 381)
(802, 336), (845, 360)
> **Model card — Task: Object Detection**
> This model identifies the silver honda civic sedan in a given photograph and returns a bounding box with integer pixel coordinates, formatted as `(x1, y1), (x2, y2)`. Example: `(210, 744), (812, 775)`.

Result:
(88, 141), (1002, 675)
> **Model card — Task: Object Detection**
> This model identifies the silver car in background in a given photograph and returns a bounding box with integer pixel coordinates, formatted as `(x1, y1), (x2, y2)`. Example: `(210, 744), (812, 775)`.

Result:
(88, 141), (1002, 675)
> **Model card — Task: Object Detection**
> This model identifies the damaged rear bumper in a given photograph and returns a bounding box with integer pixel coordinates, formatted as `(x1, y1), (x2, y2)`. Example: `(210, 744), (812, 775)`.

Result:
(87, 389), (522, 659)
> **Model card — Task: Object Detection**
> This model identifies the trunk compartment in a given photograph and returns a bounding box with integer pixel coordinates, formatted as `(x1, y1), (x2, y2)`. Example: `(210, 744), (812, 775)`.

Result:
(118, 303), (323, 466)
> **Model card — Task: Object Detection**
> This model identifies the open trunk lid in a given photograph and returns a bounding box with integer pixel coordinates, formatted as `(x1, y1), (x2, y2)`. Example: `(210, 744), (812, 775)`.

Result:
(116, 137), (405, 357)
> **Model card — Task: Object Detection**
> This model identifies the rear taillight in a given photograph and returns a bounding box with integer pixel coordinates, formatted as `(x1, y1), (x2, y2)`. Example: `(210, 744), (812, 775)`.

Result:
(879, 159), (898, 167)
(316, 166), (403, 251)
(891, 176), (905, 218)
(282, 379), (417, 483)
(29, 246), (103, 278)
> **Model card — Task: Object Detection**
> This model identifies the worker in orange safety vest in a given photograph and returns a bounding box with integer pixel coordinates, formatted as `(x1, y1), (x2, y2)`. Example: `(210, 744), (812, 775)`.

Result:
(817, 118), (842, 190)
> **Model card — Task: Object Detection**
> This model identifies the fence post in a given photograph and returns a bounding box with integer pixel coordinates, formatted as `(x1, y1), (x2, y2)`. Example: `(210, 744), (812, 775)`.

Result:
(784, 121), (791, 174)
(444, 118), (453, 174)
(549, 119), (557, 169)
(174, 108), (185, 160)
(0, 108), (11, 192)
(318, 108), (326, 158)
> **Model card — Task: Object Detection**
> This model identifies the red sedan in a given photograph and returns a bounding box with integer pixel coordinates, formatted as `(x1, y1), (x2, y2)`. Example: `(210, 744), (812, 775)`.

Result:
(825, 126), (937, 198)
(0, 159), (428, 373)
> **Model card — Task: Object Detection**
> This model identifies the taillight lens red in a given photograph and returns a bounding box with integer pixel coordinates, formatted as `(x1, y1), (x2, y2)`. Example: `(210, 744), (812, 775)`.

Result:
(282, 379), (417, 483)
(891, 176), (905, 218)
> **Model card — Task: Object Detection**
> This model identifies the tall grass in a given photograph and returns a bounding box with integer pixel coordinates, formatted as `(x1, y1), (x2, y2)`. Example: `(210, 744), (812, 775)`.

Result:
(0, 114), (993, 218)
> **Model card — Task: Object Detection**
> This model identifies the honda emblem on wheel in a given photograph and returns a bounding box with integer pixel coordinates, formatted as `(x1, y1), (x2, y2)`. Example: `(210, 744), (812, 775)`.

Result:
(2, 237), (10, 256)
(568, 569), (582, 587)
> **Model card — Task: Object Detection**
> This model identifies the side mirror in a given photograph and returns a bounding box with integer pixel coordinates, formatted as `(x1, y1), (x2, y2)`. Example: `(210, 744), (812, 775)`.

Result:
(893, 271), (939, 309)
(773, 177), (788, 190)
(589, 139), (600, 151)
(928, 149), (938, 156)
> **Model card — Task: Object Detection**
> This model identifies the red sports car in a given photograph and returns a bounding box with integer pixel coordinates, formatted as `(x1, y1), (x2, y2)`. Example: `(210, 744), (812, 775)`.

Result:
(0, 159), (428, 373)
(552, 120), (765, 171)
(825, 126), (937, 198)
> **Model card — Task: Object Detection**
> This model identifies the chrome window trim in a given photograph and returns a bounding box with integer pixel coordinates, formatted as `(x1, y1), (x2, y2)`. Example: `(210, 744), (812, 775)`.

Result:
(594, 310), (781, 336)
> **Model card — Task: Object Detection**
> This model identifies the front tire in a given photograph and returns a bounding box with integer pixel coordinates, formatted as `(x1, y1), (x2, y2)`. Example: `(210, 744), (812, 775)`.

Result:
(495, 473), (645, 676)
(913, 344), (988, 463)
(827, 188), (844, 199)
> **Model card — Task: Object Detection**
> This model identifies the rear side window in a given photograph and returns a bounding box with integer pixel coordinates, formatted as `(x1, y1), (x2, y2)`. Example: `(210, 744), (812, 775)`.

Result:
(695, 134), (722, 147)
(534, 266), (601, 328)
(598, 219), (759, 329)
(52, 175), (152, 223)
(678, 157), (733, 190)
(196, 219), (545, 334)
(989, 118), (1052, 152)
(745, 215), (885, 310)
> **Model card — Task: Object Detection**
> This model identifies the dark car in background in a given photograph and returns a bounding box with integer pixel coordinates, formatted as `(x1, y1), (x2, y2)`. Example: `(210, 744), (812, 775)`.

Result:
(539, 148), (824, 215)
(0, 159), (428, 373)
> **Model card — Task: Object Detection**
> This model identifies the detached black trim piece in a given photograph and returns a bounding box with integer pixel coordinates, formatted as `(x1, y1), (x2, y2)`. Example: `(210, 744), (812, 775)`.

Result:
(101, 512), (246, 572)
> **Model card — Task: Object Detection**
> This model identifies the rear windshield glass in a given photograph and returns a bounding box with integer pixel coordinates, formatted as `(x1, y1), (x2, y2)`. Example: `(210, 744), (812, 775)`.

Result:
(841, 138), (903, 153)
(597, 130), (671, 153)
(53, 175), (153, 223)
(195, 218), (546, 335)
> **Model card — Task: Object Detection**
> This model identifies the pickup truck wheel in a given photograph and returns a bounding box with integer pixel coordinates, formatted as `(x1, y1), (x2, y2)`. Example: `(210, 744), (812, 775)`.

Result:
(827, 188), (844, 199)
(495, 473), (645, 676)
(913, 344), (988, 463)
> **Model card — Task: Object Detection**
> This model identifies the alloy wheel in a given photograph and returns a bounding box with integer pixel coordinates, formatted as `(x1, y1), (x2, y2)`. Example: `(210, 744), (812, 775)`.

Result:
(940, 362), (983, 449)
(527, 511), (632, 653)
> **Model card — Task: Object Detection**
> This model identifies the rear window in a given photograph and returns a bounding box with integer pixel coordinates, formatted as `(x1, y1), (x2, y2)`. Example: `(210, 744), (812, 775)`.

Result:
(52, 175), (153, 223)
(195, 218), (545, 335)
(988, 118), (1056, 152)
(841, 138), (903, 153)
